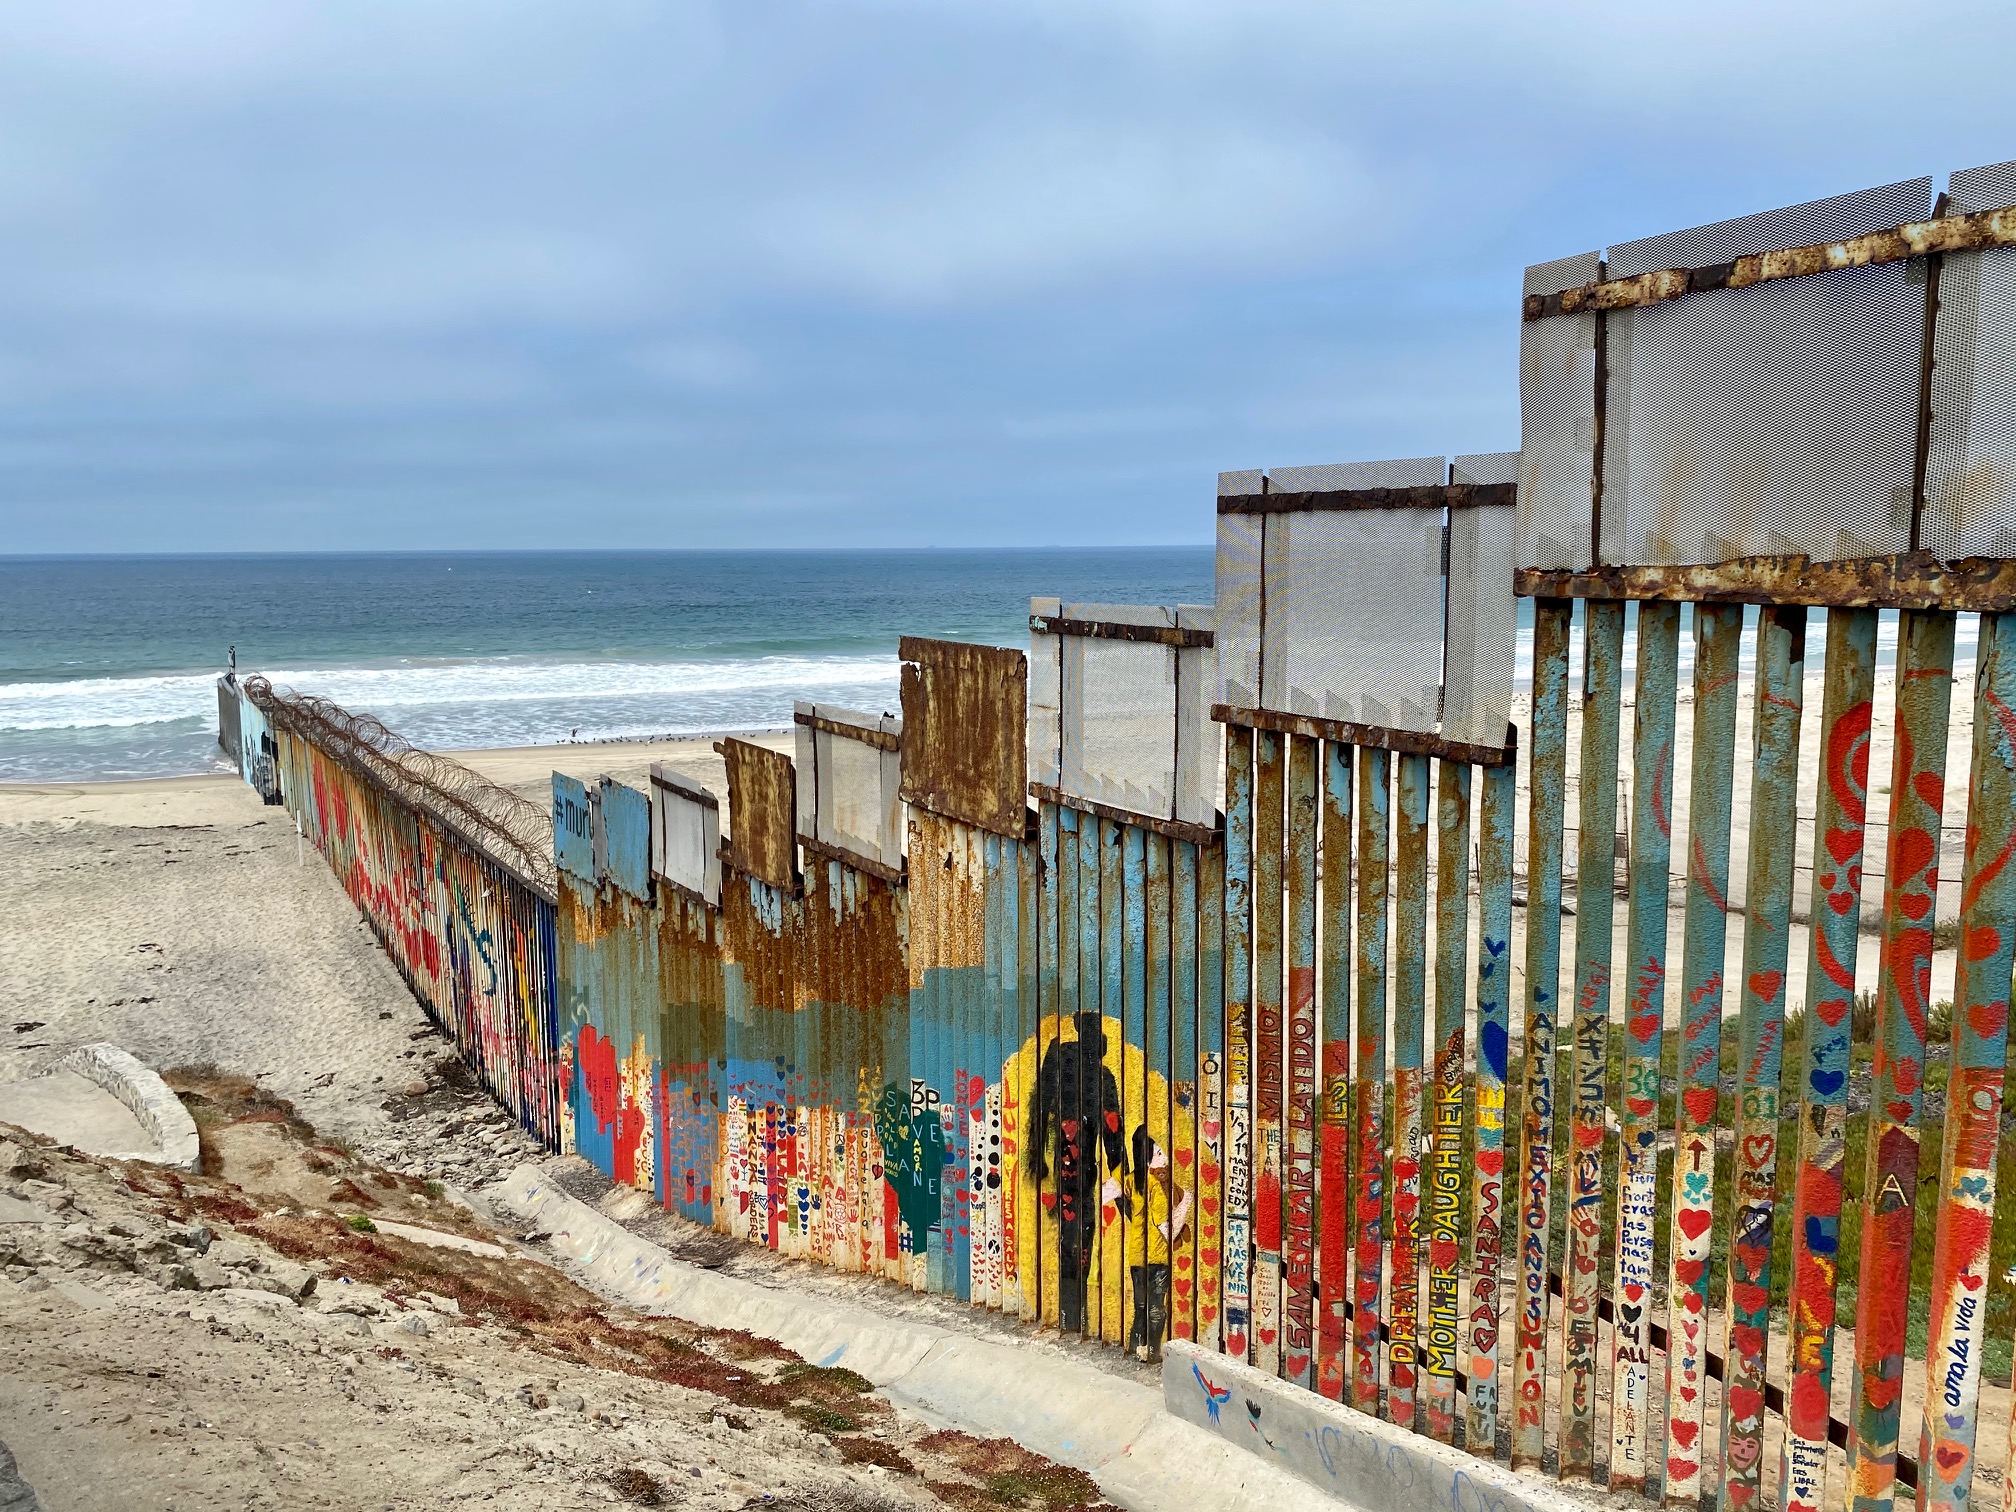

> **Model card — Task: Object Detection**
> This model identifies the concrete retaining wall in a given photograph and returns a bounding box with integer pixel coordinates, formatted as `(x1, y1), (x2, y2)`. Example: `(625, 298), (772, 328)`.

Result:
(58, 1043), (200, 1171)
(495, 1166), (1344, 1512)
(1162, 1341), (1590, 1512)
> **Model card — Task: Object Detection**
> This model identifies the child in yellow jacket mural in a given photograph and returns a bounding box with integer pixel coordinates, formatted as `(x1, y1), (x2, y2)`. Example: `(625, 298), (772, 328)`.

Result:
(1126, 1125), (1192, 1354)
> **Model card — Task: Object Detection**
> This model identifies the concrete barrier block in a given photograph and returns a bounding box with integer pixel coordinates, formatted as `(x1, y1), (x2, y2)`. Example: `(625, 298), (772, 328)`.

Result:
(58, 1043), (200, 1171)
(1101, 1411), (1349, 1512)
(884, 1334), (1161, 1474)
(495, 1166), (947, 1385)
(1163, 1341), (1589, 1512)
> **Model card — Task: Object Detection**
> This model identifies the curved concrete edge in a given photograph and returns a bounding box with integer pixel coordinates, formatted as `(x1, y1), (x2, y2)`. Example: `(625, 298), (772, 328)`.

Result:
(496, 1166), (950, 1387)
(57, 1043), (200, 1171)
(1102, 1413), (1359, 1512)
(1164, 1341), (1592, 1512)
(494, 1165), (1309, 1512)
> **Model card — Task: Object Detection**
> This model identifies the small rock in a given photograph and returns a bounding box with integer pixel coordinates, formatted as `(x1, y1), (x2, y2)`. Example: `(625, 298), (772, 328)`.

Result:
(555, 1393), (585, 1413)
(393, 1312), (433, 1337)
(244, 1261), (316, 1302)
(185, 1258), (233, 1291)
(404, 1081), (429, 1098)
(209, 1241), (257, 1270)
(168, 1225), (212, 1255)
(457, 1378), (486, 1400)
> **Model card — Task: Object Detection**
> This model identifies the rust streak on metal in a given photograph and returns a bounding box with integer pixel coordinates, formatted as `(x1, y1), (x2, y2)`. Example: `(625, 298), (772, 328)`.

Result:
(898, 636), (1029, 838)
(1210, 703), (1514, 767)
(791, 708), (901, 752)
(796, 830), (905, 886)
(1522, 203), (2016, 320)
(1515, 554), (2016, 612)
(1027, 615), (1214, 649)
(1216, 482), (1513, 516)
(717, 737), (799, 892)
(1026, 781), (1222, 845)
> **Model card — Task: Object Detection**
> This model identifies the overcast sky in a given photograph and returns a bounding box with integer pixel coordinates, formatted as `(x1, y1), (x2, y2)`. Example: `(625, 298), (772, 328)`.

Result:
(4, 2), (2013, 553)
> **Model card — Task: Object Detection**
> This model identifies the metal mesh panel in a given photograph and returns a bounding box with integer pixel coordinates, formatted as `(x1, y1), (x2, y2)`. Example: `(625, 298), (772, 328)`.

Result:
(1517, 252), (1603, 571)
(1263, 506), (1446, 732)
(1260, 457), (1443, 717)
(1065, 635), (1175, 816)
(1445, 452), (1518, 749)
(1600, 178), (1933, 566)
(1267, 457), (1444, 492)
(651, 764), (720, 903)
(822, 727), (898, 868)
(793, 702), (819, 838)
(1173, 604), (1217, 826)
(1027, 598), (1062, 787)
(1925, 160), (2016, 558)
(1215, 502), (1263, 708)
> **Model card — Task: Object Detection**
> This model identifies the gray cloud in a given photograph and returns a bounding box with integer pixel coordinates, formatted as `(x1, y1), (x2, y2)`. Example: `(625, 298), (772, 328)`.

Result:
(2, 1), (2013, 550)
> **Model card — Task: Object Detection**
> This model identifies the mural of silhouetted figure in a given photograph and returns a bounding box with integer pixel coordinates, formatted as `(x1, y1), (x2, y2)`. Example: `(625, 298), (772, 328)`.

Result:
(1029, 1011), (1129, 1332)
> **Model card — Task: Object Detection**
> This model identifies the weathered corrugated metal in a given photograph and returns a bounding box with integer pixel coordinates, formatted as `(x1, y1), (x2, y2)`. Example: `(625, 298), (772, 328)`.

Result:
(1922, 613), (2016, 1512)
(1222, 725), (1255, 1362)
(1720, 606), (1808, 1511)
(1352, 746), (1390, 1415)
(899, 637), (1029, 838)
(1609, 600), (1678, 1493)
(1390, 752), (1430, 1427)
(1283, 733), (1319, 1387)
(1317, 739), (1352, 1403)
(720, 738), (799, 894)
(1559, 599), (1623, 1481)
(1251, 728), (1285, 1376)
(1849, 609), (1959, 1512)
(1424, 756), (1470, 1444)
(1467, 753), (1516, 1456)
(1512, 599), (1569, 1470)
(1780, 607), (1880, 1512)
(1664, 602), (1742, 1507)
(251, 687), (562, 1150)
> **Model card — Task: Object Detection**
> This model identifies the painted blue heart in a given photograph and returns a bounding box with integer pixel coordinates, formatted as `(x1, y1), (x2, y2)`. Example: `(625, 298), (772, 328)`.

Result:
(1482, 1021), (1509, 1081)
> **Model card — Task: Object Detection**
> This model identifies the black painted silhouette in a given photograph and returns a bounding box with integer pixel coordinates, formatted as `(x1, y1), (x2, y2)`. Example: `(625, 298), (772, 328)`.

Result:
(1029, 1011), (1129, 1332)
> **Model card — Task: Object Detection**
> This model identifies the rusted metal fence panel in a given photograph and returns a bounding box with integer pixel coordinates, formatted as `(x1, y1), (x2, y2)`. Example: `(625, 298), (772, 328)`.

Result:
(238, 163), (2016, 1512)
(1210, 460), (1517, 1456)
(245, 678), (562, 1149)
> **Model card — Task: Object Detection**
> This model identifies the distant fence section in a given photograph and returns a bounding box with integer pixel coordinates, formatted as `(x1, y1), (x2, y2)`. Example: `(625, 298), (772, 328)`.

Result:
(220, 159), (2016, 1512)
(237, 676), (565, 1148)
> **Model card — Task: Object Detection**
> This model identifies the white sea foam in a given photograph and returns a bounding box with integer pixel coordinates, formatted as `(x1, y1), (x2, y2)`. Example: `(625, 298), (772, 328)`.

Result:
(0, 655), (902, 735)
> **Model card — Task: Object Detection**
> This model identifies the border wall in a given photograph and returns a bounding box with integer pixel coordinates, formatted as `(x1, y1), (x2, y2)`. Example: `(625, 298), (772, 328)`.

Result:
(221, 163), (2016, 1512)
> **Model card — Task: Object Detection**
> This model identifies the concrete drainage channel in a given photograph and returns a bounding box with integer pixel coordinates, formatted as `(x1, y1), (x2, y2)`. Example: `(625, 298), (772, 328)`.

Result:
(496, 1167), (1595, 1512)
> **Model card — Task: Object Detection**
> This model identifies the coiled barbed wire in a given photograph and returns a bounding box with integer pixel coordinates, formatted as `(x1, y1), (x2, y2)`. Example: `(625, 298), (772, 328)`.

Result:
(243, 675), (556, 894)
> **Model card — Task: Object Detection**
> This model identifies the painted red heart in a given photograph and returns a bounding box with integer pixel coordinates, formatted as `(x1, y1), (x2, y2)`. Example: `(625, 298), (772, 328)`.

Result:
(1624, 1283), (1644, 1302)
(1670, 1419), (1699, 1449)
(1477, 1150), (1504, 1176)
(1734, 1283), (1769, 1316)
(1816, 996), (1848, 1027)
(1829, 890), (1857, 915)
(1961, 1271), (1984, 1292)
(1895, 828), (1938, 884)
(1902, 893), (1932, 921)
(1937, 1445), (1969, 1475)
(1678, 1209), (1713, 1240)
(1742, 1134), (1777, 1169)
(1684, 1291), (1705, 1315)
(1749, 971), (1783, 1005)
(1628, 1096), (1655, 1117)
(1915, 773), (1947, 809)
(1826, 828), (1860, 864)
(1969, 1002), (2007, 1040)
(1728, 1386), (1764, 1423)
(1679, 1384), (1696, 1402)
(1684, 1087), (1718, 1125)
(1968, 927), (2004, 962)
(1669, 1458), (1698, 1482)
(1675, 1258), (1705, 1285)
(1629, 1012), (1660, 1043)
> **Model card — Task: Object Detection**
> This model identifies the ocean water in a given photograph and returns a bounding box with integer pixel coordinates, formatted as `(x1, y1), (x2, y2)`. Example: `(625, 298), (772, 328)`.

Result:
(0, 550), (1214, 783)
